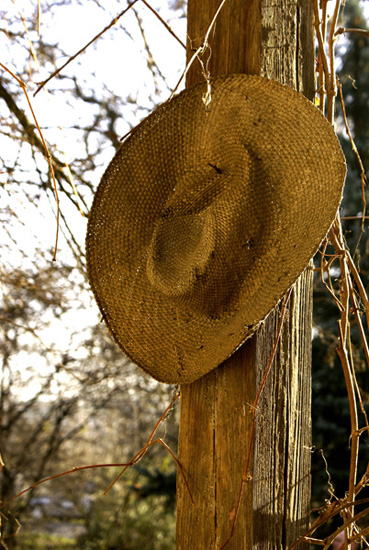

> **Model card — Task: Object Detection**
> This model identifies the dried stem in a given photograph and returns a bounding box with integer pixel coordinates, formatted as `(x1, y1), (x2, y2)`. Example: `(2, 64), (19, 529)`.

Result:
(314, 0), (329, 112)
(297, 2), (369, 548)
(0, 393), (193, 511)
(141, 0), (186, 49)
(169, 0), (229, 99)
(336, 323), (359, 513)
(0, 62), (60, 260)
(327, 0), (341, 123)
(34, 1), (139, 95)
(335, 26), (369, 37)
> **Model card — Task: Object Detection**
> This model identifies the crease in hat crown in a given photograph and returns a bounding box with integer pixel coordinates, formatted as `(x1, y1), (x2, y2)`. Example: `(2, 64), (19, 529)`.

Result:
(86, 74), (346, 384)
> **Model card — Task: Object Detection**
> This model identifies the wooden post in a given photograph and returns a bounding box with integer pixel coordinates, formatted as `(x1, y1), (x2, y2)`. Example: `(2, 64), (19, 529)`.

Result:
(176, 2), (314, 549)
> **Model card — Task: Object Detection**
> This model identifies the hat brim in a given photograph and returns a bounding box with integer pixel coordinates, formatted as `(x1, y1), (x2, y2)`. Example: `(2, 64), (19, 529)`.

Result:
(86, 75), (346, 384)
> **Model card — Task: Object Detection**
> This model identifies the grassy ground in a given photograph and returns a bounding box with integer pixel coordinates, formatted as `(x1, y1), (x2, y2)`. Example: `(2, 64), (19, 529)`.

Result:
(17, 532), (77, 550)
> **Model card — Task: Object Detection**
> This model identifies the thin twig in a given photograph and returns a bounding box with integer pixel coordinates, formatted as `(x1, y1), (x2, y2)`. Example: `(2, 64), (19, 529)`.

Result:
(335, 26), (369, 37)
(347, 276), (369, 372)
(305, 3), (369, 548)
(314, 0), (330, 113)
(119, 0), (229, 143)
(337, 78), (367, 244)
(0, 62), (60, 260)
(289, 497), (369, 549)
(336, 321), (359, 534)
(0, 463), (131, 510)
(0, 393), (193, 511)
(141, 0), (186, 49)
(133, 8), (165, 94)
(34, 1), (139, 96)
(102, 392), (180, 493)
(319, 239), (344, 311)
(169, 0), (229, 100)
(327, 0), (342, 123)
(101, 392), (193, 504)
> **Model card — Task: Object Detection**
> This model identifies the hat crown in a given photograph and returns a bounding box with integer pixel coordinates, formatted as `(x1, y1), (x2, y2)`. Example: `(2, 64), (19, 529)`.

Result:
(86, 75), (346, 384)
(147, 202), (215, 297)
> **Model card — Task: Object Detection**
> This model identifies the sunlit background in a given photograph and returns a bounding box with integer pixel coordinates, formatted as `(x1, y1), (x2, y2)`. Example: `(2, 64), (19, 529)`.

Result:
(1, 1), (369, 549)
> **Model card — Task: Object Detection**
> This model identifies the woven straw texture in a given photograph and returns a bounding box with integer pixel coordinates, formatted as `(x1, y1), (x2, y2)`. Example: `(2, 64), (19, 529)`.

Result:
(86, 74), (346, 384)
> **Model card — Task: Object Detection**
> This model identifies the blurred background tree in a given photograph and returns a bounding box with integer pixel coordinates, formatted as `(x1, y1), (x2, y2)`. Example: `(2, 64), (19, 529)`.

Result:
(0, 1), (368, 549)
(1, 1), (185, 548)
(311, 0), (369, 543)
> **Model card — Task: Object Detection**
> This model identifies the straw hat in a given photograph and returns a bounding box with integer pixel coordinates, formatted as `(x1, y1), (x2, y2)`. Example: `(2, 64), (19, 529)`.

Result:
(86, 74), (346, 384)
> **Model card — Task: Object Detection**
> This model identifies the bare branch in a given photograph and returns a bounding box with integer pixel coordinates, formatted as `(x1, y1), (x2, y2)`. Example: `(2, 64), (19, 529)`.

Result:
(34, 0), (139, 96)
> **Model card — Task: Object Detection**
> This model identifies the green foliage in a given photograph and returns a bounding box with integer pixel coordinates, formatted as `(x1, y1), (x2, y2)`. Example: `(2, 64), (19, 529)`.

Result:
(77, 498), (175, 550)
(18, 532), (76, 550)
(130, 461), (176, 510)
(76, 471), (176, 550)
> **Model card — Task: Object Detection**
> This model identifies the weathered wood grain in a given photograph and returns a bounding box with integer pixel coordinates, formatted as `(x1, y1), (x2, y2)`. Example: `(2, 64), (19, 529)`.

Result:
(176, 1), (314, 548)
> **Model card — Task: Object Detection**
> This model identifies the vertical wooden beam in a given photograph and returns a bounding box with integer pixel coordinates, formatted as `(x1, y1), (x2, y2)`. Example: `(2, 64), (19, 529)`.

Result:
(185, 0), (261, 81)
(253, 4), (314, 548)
(176, 2), (314, 549)
(176, 4), (261, 548)
(252, 272), (313, 550)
